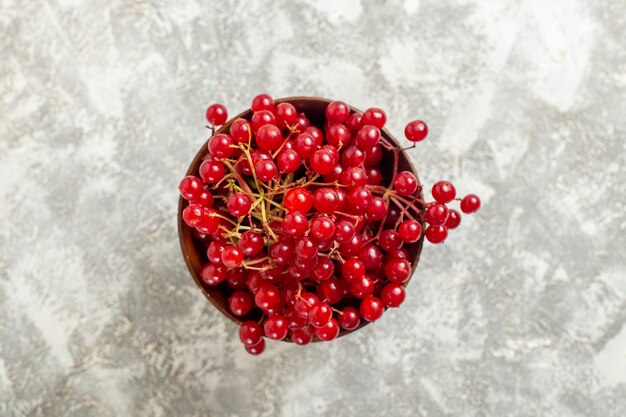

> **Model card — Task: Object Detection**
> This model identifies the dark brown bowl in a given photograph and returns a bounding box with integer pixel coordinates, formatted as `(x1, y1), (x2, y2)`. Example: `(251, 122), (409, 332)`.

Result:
(178, 96), (425, 339)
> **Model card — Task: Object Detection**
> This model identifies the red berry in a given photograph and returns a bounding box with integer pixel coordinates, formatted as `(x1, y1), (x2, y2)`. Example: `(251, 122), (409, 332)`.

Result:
(348, 187), (372, 212)
(293, 133), (317, 159)
(340, 166), (367, 189)
(239, 321), (263, 346)
(205, 103), (228, 125)
(199, 159), (225, 184)
(317, 278), (344, 304)
(251, 94), (274, 112)
(425, 203), (449, 226)
(222, 246), (244, 269)
(338, 306), (360, 330)
(306, 126), (324, 146)
(358, 243), (383, 270)
(404, 120), (428, 142)
(277, 149), (301, 173)
(226, 267), (247, 290)
(355, 125), (381, 150)
(227, 192), (252, 217)
(381, 283), (405, 308)
(310, 149), (337, 175)
(310, 216), (336, 241)
(311, 257), (335, 282)
(250, 110), (276, 132)
(385, 257), (411, 284)
(334, 220), (356, 243)
(341, 257), (365, 282)
(365, 144), (383, 166)
(255, 124), (283, 151)
(245, 338), (265, 355)
(394, 171), (418, 196)
(431, 181), (456, 203)
(314, 318), (340, 341)
(295, 236), (318, 259)
(445, 209), (461, 229)
(275, 102), (297, 128)
(269, 237), (294, 265)
(200, 263), (227, 286)
(366, 196), (387, 220)
(196, 207), (221, 234)
(254, 158), (277, 181)
(346, 112), (363, 133)
(246, 271), (264, 293)
(229, 291), (254, 316)
(207, 241), (226, 264)
(350, 275), (374, 299)
(339, 233), (365, 258)
(325, 100), (350, 123)
(341, 145), (366, 167)
(238, 231), (264, 257)
(254, 283), (282, 312)
(460, 194), (481, 214)
(294, 292), (318, 317)
(281, 211), (309, 237)
(313, 188), (339, 214)
(182, 203), (204, 227)
(359, 296), (384, 322)
(229, 118), (251, 143)
(294, 113), (310, 131)
(190, 189), (214, 207)
(326, 124), (351, 148)
(365, 166), (383, 186)
(308, 302), (332, 328)
(379, 230), (403, 252)
(208, 133), (235, 158)
(178, 176), (203, 200)
(290, 326), (314, 345)
(264, 315), (289, 340)
(398, 220), (422, 243)
(361, 108), (386, 129)
(284, 187), (313, 213)
(425, 225), (448, 244)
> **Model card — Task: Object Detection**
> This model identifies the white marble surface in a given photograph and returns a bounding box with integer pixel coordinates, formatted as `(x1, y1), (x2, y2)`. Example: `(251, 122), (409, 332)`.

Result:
(1, 0), (626, 416)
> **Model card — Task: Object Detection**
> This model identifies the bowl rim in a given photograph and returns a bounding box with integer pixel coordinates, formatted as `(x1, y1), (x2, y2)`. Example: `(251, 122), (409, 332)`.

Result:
(178, 96), (425, 338)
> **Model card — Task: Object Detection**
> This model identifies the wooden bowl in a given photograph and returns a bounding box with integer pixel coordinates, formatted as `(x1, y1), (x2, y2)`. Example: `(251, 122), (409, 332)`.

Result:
(178, 97), (425, 339)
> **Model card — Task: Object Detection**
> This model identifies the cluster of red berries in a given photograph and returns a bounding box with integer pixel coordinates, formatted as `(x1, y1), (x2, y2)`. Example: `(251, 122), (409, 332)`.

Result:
(179, 94), (480, 355)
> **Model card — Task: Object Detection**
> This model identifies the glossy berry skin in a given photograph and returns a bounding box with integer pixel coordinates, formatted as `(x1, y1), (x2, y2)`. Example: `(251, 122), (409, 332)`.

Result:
(295, 236), (318, 259)
(394, 171), (419, 196)
(341, 257), (366, 282)
(317, 278), (344, 304)
(431, 181), (456, 203)
(205, 103), (228, 125)
(350, 275), (375, 299)
(284, 187), (313, 213)
(227, 192), (252, 217)
(312, 188), (338, 214)
(398, 220), (422, 243)
(254, 283), (282, 312)
(345, 112), (363, 133)
(325, 100), (350, 123)
(385, 257), (411, 284)
(379, 230), (403, 252)
(208, 134), (235, 158)
(190, 189), (214, 208)
(358, 244), (383, 270)
(445, 209), (461, 229)
(179, 176), (203, 200)
(200, 263), (227, 286)
(222, 246), (244, 269)
(207, 241), (226, 264)
(359, 296), (384, 322)
(239, 321), (263, 346)
(275, 102), (297, 128)
(310, 149), (337, 175)
(230, 118), (251, 143)
(340, 166), (367, 189)
(460, 194), (481, 214)
(334, 220), (356, 243)
(277, 149), (301, 173)
(245, 338), (265, 355)
(251, 93), (274, 112)
(281, 211), (309, 237)
(293, 133), (317, 159)
(238, 231), (264, 257)
(404, 120), (428, 142)
(365, 144), (382, 166)
(361, 108), (386, 130)
(290, 326), (314, 345)
(294, 292), (319, 318)
(338, 306), (361, 331)
(182, 204), (204, 227)
(254, 158), (277, 181)
(226, 268), (247, 290)
(310, 216), (335, 241)
(365, 167), (383, 186)
(326, 124), (351, 148)
(229, 291), (254, 316)
(269, 237), (294, 265)
(199, 159), (225, 184)
(256, 124), (283, 151)
(355, 125), (381, 150)
(348, 187), (372, 212)
(366, 196), (387, 221)
(314, 318), (340, 341)
(425, 203), (449, 226)
(264, 315), (289, 340)
(251, 110), (276, 133)
(311, 257), (335, 282)
(341, 146), (366, 167)
(308, 302), (332, 328)
(381, 283), (405, 308)
(425, 225), (448, 244)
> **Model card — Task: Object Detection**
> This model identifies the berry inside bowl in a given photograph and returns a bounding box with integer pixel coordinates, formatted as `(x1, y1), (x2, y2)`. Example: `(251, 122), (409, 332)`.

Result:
(178, 96), (427, 354)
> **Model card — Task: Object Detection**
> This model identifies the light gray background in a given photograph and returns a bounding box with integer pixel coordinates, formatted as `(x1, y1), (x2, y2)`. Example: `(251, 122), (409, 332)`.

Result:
(1, 0), (625, 416)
